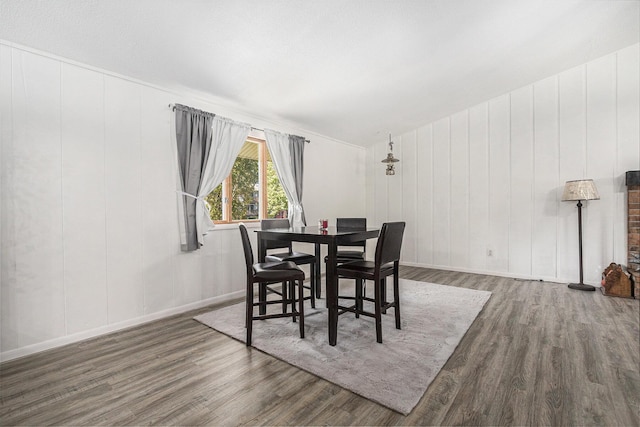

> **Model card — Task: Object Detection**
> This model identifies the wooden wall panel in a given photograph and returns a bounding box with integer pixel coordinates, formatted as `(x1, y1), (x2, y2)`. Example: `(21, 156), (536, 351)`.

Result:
(305, 138), (366, 223)
(365, 146), (377, 258)
(432, 118), (451, 266)
(401, 131), (418, 263)
(202, 227), (246, 299)
(585, 55), (617, 282)
(488, 95), (511, 272)
(1, 44), (17, 350)
(204, 230), (230, 300)
(388, 135), (403, 222)
(140, 87), (177, 310)
(509, 86), (533, 276)
(365, 140), (376, 238)
(532, 77), (559, 279)
(616, 44), (640, 180)
(557, 66), (587, 282)
(415, 125), (433, 265)
(450, 111), (469, 268)
(10, 50), (66, 346)
(374, 140), (388, 225)
(61, 64), (108, 333)
(104, 76), (144, 323)
(468, 104), (490, 271)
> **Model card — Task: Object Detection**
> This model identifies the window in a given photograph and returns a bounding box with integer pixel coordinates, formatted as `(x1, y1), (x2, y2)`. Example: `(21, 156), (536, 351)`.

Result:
(206, 137), (288, 223)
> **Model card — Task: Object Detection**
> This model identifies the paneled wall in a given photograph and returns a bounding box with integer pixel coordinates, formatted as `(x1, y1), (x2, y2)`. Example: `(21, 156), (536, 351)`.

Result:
(0, 43), (366, 360)
(367, 44), (640, 285)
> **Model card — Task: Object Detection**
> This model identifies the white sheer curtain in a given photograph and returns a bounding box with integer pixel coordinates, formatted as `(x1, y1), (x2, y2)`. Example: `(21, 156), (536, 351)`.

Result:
(194, 116), (251, 246)
(264, 129), (306, 227)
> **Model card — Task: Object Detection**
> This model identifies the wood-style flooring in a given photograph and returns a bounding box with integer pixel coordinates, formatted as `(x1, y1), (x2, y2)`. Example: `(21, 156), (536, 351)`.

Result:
(1, 266), (639, 426)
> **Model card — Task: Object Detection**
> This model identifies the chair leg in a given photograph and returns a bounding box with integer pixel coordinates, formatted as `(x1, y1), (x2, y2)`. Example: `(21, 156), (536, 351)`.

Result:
(374, 278), (383, 343)
(309, 263), (316, 308)
(298, 279), (305, 339)
(289, 281), (297, 322)
(246, 281), (253, 346)
(393, 273), (401, 329)
(282, 281), (288, 314)
(381, 277), (388, 314)
(355, 278), (363, 318)
(259, 283), (267, 315)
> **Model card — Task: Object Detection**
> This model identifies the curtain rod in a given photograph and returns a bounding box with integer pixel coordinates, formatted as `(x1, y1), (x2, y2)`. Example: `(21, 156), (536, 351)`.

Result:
(169, 104), (309, 143)
(251, 126), (310, 143)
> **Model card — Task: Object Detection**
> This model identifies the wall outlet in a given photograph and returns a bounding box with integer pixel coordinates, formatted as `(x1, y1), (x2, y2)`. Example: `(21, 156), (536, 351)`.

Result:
(487, 249), (493, 257)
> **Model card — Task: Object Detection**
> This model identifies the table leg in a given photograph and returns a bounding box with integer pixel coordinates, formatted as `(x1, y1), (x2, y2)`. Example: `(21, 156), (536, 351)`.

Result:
(326, 241), (338, 346)
(257, 232), (267, 315)
(315, 243), (322, 300)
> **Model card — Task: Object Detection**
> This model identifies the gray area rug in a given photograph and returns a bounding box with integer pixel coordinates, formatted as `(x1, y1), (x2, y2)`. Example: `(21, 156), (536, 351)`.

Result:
(194, 279), (491, 415)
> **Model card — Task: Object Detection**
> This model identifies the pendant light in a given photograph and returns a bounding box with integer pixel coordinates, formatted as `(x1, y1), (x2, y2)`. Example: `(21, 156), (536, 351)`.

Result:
(381, 133), (399, 175)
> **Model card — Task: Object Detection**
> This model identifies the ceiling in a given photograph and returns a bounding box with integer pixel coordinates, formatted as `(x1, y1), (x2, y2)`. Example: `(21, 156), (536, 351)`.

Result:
(1, 0), (638, 147)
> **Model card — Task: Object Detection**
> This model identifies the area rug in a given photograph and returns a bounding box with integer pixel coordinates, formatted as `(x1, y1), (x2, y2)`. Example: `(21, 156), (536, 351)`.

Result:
(194, 279), (491, 415)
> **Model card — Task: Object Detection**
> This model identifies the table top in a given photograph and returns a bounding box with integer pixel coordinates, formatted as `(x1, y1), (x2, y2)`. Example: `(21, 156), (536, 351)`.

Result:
(257, 226), (379, 244)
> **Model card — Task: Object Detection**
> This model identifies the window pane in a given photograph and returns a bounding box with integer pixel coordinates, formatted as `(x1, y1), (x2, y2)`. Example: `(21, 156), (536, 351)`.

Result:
(206, 139), (289, 223)
(266, 160), (288, 218)
(232, 154), (259, 220)
(206, 184), (223, 221)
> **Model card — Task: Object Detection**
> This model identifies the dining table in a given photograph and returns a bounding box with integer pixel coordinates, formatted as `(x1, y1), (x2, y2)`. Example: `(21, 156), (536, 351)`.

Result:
(256, 225), (380, 346)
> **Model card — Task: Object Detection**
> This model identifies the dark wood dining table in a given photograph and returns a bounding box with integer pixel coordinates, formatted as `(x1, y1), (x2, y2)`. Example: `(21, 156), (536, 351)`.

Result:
(257, 225), (380, 346)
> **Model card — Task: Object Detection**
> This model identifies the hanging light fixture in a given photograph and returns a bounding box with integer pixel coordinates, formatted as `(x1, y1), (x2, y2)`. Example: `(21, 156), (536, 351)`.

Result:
(381, 133), (399, 175)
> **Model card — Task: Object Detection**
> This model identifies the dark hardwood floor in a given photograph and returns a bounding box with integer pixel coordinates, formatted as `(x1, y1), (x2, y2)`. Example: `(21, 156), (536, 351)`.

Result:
(1, 266), (639, 426)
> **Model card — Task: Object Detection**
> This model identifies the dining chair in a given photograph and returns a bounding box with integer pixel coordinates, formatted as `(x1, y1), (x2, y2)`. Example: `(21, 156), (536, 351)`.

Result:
(320, 217), (368, 300)
(333, 217), (368, 262)
(239, 223), (305, 346)
(261, 218), (317, 308)
(336, 221), (406, 343)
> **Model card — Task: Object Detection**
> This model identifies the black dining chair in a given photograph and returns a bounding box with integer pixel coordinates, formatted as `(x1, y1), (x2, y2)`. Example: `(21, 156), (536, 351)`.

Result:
(332, 217), (368, 262)
(320, 217), (368, 299)
(336, 221), (406, 343)
(261, 218), (317, 308)
(239, 223), (305, 346)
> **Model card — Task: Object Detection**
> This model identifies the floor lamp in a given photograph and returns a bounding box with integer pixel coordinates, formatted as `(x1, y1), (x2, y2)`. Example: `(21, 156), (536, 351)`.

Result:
(561, 179), (600, 291)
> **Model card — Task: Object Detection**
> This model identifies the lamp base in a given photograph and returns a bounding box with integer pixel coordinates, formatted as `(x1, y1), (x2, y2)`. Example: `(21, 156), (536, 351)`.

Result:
(568, 283), (596, 291)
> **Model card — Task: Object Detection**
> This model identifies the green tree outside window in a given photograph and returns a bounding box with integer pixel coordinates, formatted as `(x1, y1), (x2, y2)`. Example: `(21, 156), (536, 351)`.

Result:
(266, 161), (288, 218)
(205, 141), (288, 222)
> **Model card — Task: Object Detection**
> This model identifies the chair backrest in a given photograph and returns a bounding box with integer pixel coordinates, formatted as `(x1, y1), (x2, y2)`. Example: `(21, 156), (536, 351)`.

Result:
(374, 222), (406, 267)
(336, 218), (367, 249)
(261, 218), (292, 251)
(238, 223), (255, 277)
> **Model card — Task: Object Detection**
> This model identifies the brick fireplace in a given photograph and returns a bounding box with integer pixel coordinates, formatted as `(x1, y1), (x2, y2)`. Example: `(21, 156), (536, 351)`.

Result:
(627, 170), (640, 299)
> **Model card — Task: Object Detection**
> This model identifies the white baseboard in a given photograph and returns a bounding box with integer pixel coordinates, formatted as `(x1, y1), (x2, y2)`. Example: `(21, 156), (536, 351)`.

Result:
(401, 261), (602, 287)
(0, 290), (245, 363)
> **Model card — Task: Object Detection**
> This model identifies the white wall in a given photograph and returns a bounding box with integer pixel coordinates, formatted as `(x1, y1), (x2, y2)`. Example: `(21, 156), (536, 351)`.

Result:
(367, 44), (640, 285)
(0, 42), (366, 360)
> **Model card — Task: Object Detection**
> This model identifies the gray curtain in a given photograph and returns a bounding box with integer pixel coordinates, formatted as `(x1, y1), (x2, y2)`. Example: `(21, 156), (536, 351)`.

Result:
(289, 135), (307, 226)
(174, 104), (214, 251)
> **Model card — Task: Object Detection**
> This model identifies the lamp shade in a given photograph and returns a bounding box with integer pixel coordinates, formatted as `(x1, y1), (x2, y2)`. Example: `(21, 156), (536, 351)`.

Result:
(381, 153), (399, 163)
(561, 179), (600, 201)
